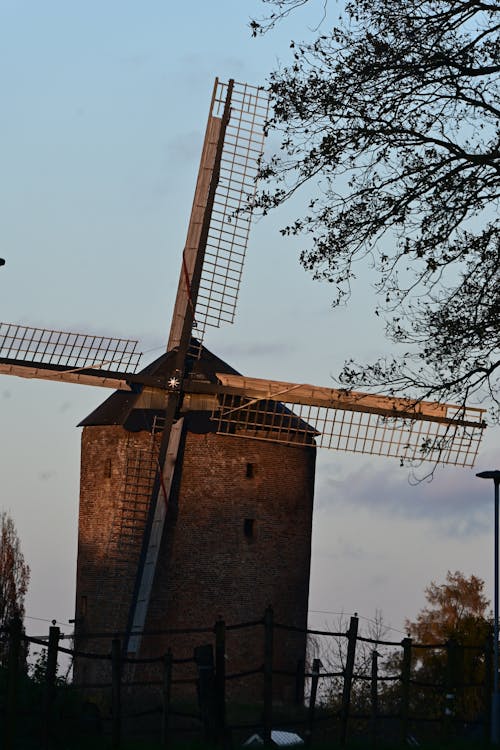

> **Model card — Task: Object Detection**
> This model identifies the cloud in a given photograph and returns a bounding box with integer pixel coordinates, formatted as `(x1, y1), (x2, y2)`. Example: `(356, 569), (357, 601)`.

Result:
(219, 341), (292, 360)
(317, 460), (491, 538)
(323, 536), (376, 561)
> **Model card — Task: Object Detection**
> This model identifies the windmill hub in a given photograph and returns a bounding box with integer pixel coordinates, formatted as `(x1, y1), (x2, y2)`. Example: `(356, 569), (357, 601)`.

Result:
(167, 375), (180, 390)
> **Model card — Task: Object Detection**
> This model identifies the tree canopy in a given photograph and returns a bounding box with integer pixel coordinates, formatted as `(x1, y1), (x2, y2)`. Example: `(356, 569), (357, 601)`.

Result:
(406, 570), (490, 644)
(403, 570), (491, 721)
(0, 511), (30, 632)
(253, 0), (500, 416)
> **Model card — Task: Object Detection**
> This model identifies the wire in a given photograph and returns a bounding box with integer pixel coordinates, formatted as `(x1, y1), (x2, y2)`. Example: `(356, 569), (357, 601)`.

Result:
(25, 615), (73, 630)
(308, 609), (408, 636)
(141, 344), (165, 356)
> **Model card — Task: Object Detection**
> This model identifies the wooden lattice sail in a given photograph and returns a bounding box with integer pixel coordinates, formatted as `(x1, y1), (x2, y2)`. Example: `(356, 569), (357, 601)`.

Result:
(211, 375), (485, 468)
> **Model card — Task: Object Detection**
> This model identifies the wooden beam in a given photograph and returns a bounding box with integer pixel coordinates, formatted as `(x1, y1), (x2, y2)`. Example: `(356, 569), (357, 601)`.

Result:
(0, 362), (132, 390)
(213, 373), (486, 427)
(167, 114), (223, 352)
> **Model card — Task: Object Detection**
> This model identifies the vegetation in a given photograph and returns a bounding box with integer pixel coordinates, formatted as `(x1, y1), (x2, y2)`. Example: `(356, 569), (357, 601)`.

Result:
(402, 571), (491, 723)
(0, 571), (493, 746)
(310, 571), (491, 735)
(0, 510), (30, 660)
(253, 0), (500, 416)
(406, 570), (490, 643)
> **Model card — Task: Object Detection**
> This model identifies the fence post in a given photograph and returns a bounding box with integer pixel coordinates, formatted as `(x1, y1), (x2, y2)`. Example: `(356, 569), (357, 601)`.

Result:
(295, 657), (305, 705)
(484, 632), (493, 742)
(400, 637), (412, 745)
(306, 657), (321, 747)
(371, 650), (379, 749)
(263, 605), (274, 746)
(456, 642), (464, 715)
(340, 613), (359, 748)
(215, 619), (226, 746)
(194, 643), (216, 741)
(111, 638), (122, 750)
(4, 617), (23, 750)
(443, 638), (458, 738)
(161, 649), (173, 747)
(42, 623), (60, 749)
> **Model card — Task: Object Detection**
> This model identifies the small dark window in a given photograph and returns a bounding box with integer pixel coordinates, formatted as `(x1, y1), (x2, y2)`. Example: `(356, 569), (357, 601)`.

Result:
(246, 462), (254, 478)
(244, 518), (255, 538)
(104, 458), (112, 478)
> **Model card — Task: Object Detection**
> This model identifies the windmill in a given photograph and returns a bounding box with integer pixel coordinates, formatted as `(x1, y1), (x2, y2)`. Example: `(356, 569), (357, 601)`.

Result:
(0, 78), (486, 701)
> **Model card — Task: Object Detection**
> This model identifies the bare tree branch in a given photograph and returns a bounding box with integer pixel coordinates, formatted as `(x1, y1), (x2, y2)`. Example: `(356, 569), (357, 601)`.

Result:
(254, 0), (500, 418)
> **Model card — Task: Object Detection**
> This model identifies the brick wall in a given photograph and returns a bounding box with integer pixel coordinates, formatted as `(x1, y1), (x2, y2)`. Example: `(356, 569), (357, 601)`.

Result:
(74, 422), (316, 703)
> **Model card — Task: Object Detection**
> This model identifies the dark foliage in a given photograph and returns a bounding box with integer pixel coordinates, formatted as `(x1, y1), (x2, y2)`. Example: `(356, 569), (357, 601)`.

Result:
(0, 511), (30, 660)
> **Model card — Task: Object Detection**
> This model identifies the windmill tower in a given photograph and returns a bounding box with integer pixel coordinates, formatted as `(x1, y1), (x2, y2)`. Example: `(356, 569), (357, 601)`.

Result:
(0, 78), (486, 704)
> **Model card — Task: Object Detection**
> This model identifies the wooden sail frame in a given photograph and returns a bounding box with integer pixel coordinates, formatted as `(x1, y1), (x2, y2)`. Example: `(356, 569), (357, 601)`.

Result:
(210, 374), (485, 467)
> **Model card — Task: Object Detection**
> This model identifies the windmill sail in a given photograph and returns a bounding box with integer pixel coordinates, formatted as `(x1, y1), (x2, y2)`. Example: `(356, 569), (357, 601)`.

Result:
(126, 80), (269, 654)
(0, 322), (140, 389)
(167, 79), (269, 354)
(127, 418), (184, 654)
(194, 81), (269, 340)
(210, 374), (486, 468)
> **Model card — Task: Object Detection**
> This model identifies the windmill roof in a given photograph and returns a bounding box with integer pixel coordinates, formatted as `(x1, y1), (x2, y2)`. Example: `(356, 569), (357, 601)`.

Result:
(78, 341), (240, 430)
(78, 340), (317, 439)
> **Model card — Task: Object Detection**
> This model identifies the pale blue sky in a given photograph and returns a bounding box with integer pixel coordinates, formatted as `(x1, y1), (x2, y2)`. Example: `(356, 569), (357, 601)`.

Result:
(1, 1), (497, 640)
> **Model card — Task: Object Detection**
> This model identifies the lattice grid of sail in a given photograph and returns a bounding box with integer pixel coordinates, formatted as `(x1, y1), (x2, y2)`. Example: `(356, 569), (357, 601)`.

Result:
(212, 394), (485, 467)
(194, 80), (269, 343)
(118, 447), (158, 551)
(0, 322), (141, 371)
(92, 439), (159, 636)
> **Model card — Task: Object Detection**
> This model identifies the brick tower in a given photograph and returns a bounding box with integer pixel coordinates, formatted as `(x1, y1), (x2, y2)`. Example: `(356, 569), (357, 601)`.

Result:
(73, 345), (316, 703)
(70, 79), (317, 704)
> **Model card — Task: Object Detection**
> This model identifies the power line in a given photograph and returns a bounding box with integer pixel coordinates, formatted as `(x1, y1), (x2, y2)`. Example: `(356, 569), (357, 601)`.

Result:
(308, 609), (408, 636)
(25, 615), (73, 629)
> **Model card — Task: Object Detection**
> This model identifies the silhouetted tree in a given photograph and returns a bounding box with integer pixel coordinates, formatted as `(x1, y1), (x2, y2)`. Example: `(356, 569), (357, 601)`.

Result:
(0, 511), (30, 658)
(309, 610), (389, 717)
(253, 0), (500, 416)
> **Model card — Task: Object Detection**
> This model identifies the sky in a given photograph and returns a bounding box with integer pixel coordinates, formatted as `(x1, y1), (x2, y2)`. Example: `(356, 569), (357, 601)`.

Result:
(0, 0), (498, 645)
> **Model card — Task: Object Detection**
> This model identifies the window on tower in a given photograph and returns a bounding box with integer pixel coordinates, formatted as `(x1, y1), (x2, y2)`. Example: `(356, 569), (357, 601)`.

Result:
(244, 518), (255, 539)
